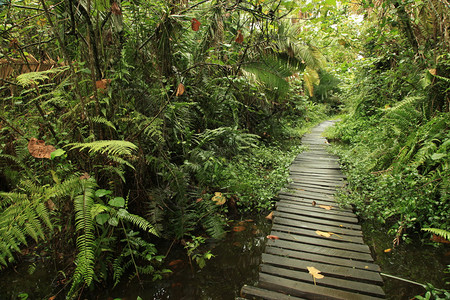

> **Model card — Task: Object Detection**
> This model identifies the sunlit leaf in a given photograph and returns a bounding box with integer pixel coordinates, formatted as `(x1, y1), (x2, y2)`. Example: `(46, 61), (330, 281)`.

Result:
(176, 83), (185, 96)
(265, 211), (273, 220)
(384, 248), (392, 253)
(211, 192), (226, 205)
(307, 266), (324, 285)
(318, 205), (332, 210)
(315, 230), (332, 238)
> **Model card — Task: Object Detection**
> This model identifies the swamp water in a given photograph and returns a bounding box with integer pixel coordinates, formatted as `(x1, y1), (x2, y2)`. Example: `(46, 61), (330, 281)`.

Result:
(0, 215), (448, 299)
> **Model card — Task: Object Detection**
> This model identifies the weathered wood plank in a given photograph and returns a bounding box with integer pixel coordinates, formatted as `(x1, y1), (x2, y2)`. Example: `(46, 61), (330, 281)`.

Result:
(265, 246), (380, 272)
(260, 265), (385, 297)
(276, 201), (355, 217)
(274, 211), (361, 230)
(241, 285), (306, 300)
(258, 273), (384, 300)
(265, 239), (373, 261)
(273, 217), (363, 237)
(271, 223), (364, 244)
(276, 194), (339, 207)
(275, 205), (359, 224)
(269, 231), (371, 253)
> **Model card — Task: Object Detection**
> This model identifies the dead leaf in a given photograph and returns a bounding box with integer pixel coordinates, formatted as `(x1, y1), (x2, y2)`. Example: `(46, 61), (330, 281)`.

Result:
(384, 248), (392, 253)
(265, 211), (273, 220)
(312, 201), (316, 206)
(46, 199), (56, 211)
(307, 266), (324, 285)
(267, 235), (279, 240)
(176, 83), (185, 97)
(196, 198), (202, 203)
(318, 205), (332, 210)
(315, 230), (332, 238)
(245, 219), (254, 222)
(364, 266), (369, 269)
(48, 296), (56, 300)
(168, 259), (184, 267)
(80, 172), (90, 180)
(211, 192), (226, 205)
(233, 226), (246, 232)
(191, 18), (201, 31)
(430, 234), (450, 244)
(429, 69), (437, 75)
(28, 138), (56, 159)
(111, 1), (122, 15)
(96, 79), (111, 93)
(235, 30), (244, 44)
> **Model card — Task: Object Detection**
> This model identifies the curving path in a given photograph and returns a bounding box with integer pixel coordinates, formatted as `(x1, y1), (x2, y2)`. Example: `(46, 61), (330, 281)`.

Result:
(240, 120), (385, 300)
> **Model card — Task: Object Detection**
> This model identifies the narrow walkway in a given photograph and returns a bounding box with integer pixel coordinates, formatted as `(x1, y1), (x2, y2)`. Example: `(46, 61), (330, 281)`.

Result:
(240, 120), (385, 300)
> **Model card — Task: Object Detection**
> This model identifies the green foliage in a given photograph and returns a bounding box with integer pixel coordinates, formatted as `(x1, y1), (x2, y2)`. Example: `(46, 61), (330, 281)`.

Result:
(422, 228), (450, 241)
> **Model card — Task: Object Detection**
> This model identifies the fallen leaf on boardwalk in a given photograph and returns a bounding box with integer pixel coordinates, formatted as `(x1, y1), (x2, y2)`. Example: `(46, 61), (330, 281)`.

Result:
(191, 18), (201, 31)
(315, 230), (332, 238)
(265, 211), (273, 220)
(233, 226), (246, 232)
(211, 192), (226, 205)
(295, 188), (305, 191)
(311, 201), (316, 206)
(28, 138), (56, 159)
(267, 235), (279, 240)
(364, 266), (369, 269)
(318, 205), (332, 210)
(384, 248), (392, 253)
(307, 266), (324, 285)
(176, 83), (185, 96)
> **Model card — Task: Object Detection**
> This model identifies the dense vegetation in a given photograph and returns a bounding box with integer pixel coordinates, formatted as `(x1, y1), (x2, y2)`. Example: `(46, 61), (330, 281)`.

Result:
(0, 0), (448, 298)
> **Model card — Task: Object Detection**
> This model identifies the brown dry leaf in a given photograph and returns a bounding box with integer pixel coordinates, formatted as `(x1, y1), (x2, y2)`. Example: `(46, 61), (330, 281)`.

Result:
(168, 259), (184, 267)
(265, 211), (274, 220)
(318, 205), (332, 210)
(384, 248), (392, 253)
(307, 266), (324, 285)
(176, 83), (185, 97)
(46, 199), (56, 211)
(233, 226), (246, 232)
(80, 172), (90, 180)
(315, 230), (332, 238)
(28, 138), (56, 159)
(431, 234), (450, 244)
(196, 198), (202, 203)
(48, 296), (56, 300)
(235, 30), (244, 44)
(429, 69), (437, 75)
(111, 1), (122, 15)
(311, 201), (316, 206)
(267, 235), (279, 240)
(96, 79), (111, 92)
(364, 266), (369, 269)
(211, 192), (226, 205)
(191, 18), (201, 31)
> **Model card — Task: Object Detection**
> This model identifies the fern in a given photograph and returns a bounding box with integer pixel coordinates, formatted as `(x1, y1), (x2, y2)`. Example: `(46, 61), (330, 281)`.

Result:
(16, 66), (70, 87)
(91, 116), (117, 131)
(422, 228), (450, 241)
(117, 209), (159, 236)
(67, 140), (138, 156)
(68, 178), (97, 298)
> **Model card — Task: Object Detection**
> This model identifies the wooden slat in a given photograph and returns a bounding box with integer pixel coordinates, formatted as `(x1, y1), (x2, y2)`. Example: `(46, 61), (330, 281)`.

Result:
(265, 246), (380, 272)
(269, 231), (371, 254)
(273, 217), (363, 237)
(260, 265), (385, 297)
(274, 211), (361, 230)
(275, 205), (359, 224)
(258, 273), (384, 300)
(266, 239), (373, 262)
(262, 254), (382, 284)
(276, 201), (356, 217)
(241, 285), (306, 300)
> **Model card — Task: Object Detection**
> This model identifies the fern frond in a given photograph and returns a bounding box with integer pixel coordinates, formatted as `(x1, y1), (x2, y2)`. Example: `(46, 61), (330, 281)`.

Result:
(422, 228), (450, 240)
(67, 140), (138, 156)
(117, 209), (158, 236)
(91, 116), (117, 131)
(16, 66), (70, 87)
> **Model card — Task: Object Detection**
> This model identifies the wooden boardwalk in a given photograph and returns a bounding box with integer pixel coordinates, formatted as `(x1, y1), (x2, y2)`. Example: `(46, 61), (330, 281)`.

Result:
(240, 120), (385, 300)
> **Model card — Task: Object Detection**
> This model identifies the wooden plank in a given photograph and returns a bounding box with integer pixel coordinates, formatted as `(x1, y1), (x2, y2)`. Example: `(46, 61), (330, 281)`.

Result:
(275, 195), (351, 211)
(290, 167), (344, 175)
(258, 273), (383, 300)
(269, 231), (371, 254)
(274, 211), (361, 230)
(279, 191), (336, 202)
(276, 200), (355, 217)
(290, 176), (345, 186)
(262, 254), (383, 284)
(275, 205), (359, 224)
(277, 193), (337, 205)
(271, 223), (364, 244)
(265, 239), (373, 261)
(288, 185), (337, 195)
(265, 246), (381, 272)
(273, 217), (363, 237)
(260, 265), (385, 297)
(241, 285), (306, 300)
